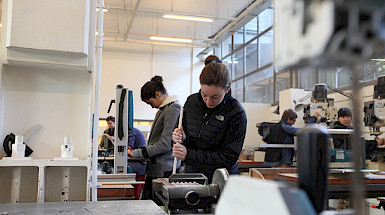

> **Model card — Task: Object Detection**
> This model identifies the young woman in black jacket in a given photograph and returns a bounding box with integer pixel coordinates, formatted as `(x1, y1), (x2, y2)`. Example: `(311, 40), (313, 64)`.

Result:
(172, 61), (247, 182)
(332, 107), (352, 149)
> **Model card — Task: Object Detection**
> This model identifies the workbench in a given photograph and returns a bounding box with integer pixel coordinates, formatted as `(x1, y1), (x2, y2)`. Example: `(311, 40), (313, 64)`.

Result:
(279, 173), (385, 199)
(0, 200), (167, 215)
(237, 161), (267, 174)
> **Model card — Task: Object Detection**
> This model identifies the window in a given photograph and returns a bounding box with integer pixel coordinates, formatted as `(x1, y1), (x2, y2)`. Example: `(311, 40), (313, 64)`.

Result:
(222, 37), (232, 57)
(298, 67), (318, 90)
(275, 71), (291, 101)
(234, 27), (244, 50)
(258, 29), (273, 68)
(232, 49), (244, 79)
(203, 4), (278, 103)
(245, 17), (258, 42)
(245, 40), (258, 74)
(259, 8), (274, 34)
(222, 55), (232, 74)
(245, 66), (274, 103)
(218, 6), (274, 103)
(214, 45), (222, 59)
(232, 79), (244, 102)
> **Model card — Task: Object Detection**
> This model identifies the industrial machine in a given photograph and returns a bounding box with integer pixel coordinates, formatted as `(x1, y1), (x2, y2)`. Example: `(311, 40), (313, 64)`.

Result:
(363, 76), (385, 165)
(152, 168), (229, 213)
(295, 83), (352, 128)
(364, 76), (385, 137)
(107, 84), (134, 174)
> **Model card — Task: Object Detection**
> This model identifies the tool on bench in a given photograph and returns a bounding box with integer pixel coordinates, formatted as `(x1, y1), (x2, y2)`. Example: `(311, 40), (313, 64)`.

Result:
(153, 168), (229, 212)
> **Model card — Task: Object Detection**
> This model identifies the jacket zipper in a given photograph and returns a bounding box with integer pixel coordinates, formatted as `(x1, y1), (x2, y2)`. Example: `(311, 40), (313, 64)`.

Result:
(198, 112), (209, 138)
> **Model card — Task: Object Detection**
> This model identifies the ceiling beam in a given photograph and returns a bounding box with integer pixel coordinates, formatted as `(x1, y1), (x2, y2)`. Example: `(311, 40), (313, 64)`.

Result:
(104, 30), (209, 41)
(103, 37), (205, 48)
(108, 5), (236, 21)
(123, 0), (141, 41)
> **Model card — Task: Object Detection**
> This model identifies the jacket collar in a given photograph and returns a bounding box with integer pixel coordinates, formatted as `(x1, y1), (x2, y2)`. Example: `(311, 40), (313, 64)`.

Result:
(159, 95), (178, 109)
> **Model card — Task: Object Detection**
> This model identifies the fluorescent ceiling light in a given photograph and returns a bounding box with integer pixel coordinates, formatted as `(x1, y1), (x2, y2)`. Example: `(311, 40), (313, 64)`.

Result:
(150, 36), (192, 43)
(371, 59), (385, 62)
(163, 14), (213, 22)
(228, 61), (238, 64)
(0, 23), (2, 28)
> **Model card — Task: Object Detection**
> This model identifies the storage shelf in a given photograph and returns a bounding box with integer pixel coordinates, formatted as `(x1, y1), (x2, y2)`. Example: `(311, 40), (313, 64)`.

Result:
(0, 159), (90, 167)
(0, 159), (90, 203)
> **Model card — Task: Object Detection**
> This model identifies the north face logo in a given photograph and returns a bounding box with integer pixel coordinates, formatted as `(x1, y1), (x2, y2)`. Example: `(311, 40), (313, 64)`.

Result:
(215, 115), (224, 121)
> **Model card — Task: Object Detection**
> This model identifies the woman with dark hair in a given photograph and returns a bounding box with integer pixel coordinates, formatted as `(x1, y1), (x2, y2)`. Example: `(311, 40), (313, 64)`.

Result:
(332, 107), (353, 149)
(172, 61), (247, 182)
(128, 76), (181, 200)
(263, 109), (320, 167)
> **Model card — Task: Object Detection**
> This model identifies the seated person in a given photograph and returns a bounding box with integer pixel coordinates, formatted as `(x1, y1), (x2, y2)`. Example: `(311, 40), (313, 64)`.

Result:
(99, 116), (115, 154)
(332, 108), (352, 149)
(127, 127), (146, 200)
(263, 109), (320, 168)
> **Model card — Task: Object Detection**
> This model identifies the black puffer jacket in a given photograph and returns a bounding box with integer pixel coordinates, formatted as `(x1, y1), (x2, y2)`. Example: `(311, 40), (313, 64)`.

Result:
(332, 121), (352, 149)
(181, 91), (247, 182)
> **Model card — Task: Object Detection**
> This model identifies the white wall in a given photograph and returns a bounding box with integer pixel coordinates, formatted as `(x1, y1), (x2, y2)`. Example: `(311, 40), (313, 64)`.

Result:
(242, 103), (271, 147)
(100, 41), (204, 120)
(241, 103), (271, 161)
(0, 66), (92, 159)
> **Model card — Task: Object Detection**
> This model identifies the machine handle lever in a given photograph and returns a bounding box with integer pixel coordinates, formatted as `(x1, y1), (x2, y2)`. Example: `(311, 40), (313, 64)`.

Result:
(107, 100), (115, 113)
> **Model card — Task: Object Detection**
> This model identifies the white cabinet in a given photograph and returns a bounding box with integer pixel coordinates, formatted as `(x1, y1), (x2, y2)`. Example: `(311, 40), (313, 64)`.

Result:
(0, 159), (90, 203)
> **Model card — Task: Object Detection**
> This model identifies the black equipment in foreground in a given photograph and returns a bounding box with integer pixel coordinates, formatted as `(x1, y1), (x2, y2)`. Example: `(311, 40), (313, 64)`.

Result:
(152, 168), (229, 212)
(297, 125), (330, 213)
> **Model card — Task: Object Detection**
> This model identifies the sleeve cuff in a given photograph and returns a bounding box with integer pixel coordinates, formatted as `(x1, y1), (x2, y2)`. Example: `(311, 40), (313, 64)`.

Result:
(133, 149), (144, 158)
(134, 146), (150, 158)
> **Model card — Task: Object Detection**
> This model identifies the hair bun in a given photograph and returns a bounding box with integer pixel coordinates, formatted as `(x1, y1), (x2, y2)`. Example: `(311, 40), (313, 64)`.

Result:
(151, 75), (163, 83)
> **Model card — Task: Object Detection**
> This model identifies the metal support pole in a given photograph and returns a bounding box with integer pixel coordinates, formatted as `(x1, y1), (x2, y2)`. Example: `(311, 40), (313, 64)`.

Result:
(92, 0), (105, 202)
(350, 64), (365, 214)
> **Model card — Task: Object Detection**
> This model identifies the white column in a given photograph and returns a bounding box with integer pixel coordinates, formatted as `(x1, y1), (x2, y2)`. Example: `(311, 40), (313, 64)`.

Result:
(10, 167), (22, 203)
(37, 166), (46, 203)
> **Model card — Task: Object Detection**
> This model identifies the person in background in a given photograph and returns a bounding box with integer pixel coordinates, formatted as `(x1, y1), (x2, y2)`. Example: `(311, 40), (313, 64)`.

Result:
(127, 127), (146, 200)
(99, 116), (115, 154)
(204, 54), (222, 65)
(332, 107), (353, 149)
(263, 109), (320, 168)
(128, 76), (181, 201)
(172, 61), (247, 183)
(332, 107), (352, 210)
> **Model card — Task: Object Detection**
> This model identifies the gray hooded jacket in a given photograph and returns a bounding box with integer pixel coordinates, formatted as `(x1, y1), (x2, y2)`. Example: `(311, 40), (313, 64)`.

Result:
(133, 95), (181, 177)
